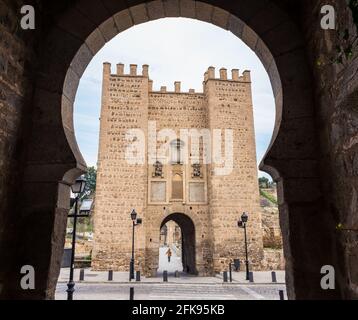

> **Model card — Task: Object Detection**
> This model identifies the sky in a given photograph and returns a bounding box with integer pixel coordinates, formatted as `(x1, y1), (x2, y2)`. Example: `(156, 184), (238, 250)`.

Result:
(74, 18), (276, 179)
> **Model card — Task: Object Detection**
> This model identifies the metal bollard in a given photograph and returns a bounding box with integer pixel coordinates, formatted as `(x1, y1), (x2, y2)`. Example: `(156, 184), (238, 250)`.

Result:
(279, 290), (285, 300)
(136, 271), (141, 282)
(130, 287), (134, 301)
(79, 269), (85, 281)
(223, 271), (228, 283)
(249, 272), (254, 283)
(175, 271), (180, 278)
(108, 270), (113, 281)
(229, 263), (233, 282)
(163, 271), (168, 282)
(271, 271), (277, 283)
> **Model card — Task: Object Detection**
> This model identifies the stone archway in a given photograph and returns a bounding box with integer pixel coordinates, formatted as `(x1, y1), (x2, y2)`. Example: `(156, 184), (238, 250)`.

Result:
(161, 213), (197, 275)
(0, 0), (352, 300)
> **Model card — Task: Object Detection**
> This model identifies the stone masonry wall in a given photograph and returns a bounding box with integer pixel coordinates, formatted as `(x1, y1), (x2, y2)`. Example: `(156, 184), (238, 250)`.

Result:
(300, 0), (358, 298)
(92, 63), (148, 271)
(0, 0), (37, 277)
(205, 68), (264, 271)
(144, 86), (214, 276)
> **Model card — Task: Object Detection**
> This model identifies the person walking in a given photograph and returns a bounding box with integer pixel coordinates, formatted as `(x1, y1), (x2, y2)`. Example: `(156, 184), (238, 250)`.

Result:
(166, 248), (172, 263)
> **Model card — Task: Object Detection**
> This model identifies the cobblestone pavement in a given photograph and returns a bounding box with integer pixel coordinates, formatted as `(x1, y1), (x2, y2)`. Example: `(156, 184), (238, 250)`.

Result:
(55, 283), (287, 300)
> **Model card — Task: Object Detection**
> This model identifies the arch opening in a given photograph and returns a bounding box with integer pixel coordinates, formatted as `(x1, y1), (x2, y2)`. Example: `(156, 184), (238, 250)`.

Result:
(57, 2), (293, 298)
(160, 213), (197, 275)
(2, 0), (331, 301)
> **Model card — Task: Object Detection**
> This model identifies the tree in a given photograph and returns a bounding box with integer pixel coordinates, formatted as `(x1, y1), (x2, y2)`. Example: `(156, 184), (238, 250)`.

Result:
(82, 166), (97, 199)
(258, 177), (270, 189)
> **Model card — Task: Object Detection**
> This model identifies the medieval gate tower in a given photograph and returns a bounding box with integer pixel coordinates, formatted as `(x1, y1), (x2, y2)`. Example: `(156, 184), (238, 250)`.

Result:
(92, 63), (264, 276)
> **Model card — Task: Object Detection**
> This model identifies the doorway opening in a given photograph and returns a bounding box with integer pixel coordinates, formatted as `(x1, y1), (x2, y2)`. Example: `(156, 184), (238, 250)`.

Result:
(158, 221), (182, 273)
(159, 213), (197, 275)
(10, 0), (331, 300)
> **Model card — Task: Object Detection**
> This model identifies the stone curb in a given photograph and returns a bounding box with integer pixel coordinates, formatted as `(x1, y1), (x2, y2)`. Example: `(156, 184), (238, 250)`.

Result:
(58, 281), (286, 285)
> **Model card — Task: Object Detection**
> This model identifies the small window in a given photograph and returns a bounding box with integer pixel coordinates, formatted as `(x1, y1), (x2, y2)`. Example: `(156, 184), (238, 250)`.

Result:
(170, 139), (185, 164)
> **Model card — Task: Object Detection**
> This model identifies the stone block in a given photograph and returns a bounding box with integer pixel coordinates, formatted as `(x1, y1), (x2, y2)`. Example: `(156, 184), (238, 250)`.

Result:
(63, 67), (80, 103)
(241, 25), (258, 51)
(99, 17), (119, 42)
(179, 0), (196, 18)
(211, 6), (230, 30)
(255, 39), (274, 71)
(130, 4), (149, 25)
(114, 9), (134, 33)
(195, 2), (213, 23)
(163, 0), (180, 17)
(85, 28), (106, 55)
(228, 14), (245, 38)
(147, 0), (165, 20)
(70, 43), (94, 78)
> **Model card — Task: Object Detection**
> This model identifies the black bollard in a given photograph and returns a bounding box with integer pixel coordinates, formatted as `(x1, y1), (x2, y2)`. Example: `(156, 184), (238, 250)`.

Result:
(271, 271), (277, 283)
(249, 272), (254, 283)
(229, 263), (233, 282)
(136, 271), (141, 282)
(279, 290), (285, 300)
(175, 271), (180, 278)
(79, 269), (85, 281)
(130, 287), (134, 301)
(163, 271), (168, 282)
(223, 271), (228, 283)
(108, 270), (113, 281)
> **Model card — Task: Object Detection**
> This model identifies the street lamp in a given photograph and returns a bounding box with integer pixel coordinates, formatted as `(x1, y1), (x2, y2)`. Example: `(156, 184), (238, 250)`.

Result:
(66, 175), (87, 301)
(130, 209), (142, 281)
(238, 212), (250, 281)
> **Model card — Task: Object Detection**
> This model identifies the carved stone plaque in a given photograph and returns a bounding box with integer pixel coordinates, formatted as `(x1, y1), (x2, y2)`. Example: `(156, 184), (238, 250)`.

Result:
(189, 182), (205, 203)
(151, 181), (166, 202)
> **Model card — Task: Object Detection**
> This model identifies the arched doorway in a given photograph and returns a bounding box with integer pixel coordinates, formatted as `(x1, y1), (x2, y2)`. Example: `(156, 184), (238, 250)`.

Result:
(0, 0), (355, 300)
(160, 213), (197, 275)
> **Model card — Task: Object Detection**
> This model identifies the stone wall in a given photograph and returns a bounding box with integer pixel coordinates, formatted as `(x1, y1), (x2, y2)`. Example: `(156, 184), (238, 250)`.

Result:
(300, 0), (358, 298)
(261, 248), (285, 271)
(92, 63), (149, 271)
(0, 0), (39, 294)
(205, 69), (264, 270)
(261, 188), (283, 249)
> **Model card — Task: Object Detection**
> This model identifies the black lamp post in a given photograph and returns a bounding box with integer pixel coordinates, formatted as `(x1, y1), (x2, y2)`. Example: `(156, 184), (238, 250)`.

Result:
(238, 212), (250, 281)
(66, 176), (86, 301)
(130, 209), (142, 281)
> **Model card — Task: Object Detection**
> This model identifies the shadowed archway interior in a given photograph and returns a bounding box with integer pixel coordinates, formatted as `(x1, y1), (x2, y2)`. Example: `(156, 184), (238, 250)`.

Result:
(161, 213), (197, 275)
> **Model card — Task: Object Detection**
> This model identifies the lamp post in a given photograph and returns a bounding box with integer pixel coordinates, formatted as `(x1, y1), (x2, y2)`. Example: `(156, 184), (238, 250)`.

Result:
(238, 212), (250, 281)
(130, 209), (142, 281)
(66, 176), (86, 301)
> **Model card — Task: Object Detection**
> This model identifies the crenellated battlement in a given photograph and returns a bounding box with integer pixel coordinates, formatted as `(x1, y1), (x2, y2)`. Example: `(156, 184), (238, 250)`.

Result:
(150, 80), (200, 95)
(204, 66), (251, 82)
(103, 62), (150, 77)
(103, 63), (251, 94)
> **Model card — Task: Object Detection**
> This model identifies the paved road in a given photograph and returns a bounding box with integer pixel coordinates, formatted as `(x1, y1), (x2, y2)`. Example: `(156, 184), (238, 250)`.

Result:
(57, 247), (286, 300)
(58, 269), (286, 284)
(55, 283), (286, 300)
